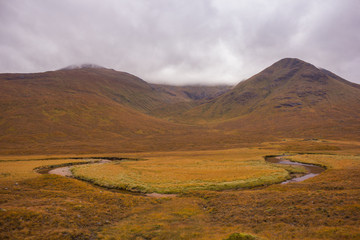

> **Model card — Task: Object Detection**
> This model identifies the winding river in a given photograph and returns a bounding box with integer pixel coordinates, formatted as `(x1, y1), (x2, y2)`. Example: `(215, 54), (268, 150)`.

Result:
(37, 155), (325, 195)
(265, 155), (325, 184)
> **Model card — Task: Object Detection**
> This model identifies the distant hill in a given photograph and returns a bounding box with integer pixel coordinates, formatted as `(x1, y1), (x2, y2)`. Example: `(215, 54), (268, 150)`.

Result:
(0, 67), (230, 154)
(60, 63), (105, 70)
(151, 84), (231, 101)
(182, 58), (360, 139)
(1, 59), (359, 155)
(149, 84), (231, 119)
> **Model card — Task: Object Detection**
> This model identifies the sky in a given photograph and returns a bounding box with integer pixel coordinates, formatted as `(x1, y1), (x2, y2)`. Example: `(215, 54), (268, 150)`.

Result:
(1, 0), (359, 85)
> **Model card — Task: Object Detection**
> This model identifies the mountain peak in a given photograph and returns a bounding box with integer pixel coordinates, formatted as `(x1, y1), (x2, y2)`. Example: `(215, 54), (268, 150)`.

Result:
(251, 57), (329, 87)
(60, 63), (105, 70)
(271, 58), (313, 69)
(189, 57), (360, 120)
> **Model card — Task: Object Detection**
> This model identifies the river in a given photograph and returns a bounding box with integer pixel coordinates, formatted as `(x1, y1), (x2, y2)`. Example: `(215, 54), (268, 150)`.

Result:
(265, 155), (325, 184)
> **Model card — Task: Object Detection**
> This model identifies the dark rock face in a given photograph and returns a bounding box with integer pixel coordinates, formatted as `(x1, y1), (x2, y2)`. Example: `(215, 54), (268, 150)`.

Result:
(183, 91), (208, 100)
(274, 69), (300, 82)
(4, 74), (48, 80)
(274, 102), (303, 108)
(232, 91), (258, 105)
(296, 90), (327, 98)
(301, 73), (328, 84)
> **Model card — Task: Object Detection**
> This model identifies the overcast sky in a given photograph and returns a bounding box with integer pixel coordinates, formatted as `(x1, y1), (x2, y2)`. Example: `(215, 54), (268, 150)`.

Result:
(1, 0), (359, 85)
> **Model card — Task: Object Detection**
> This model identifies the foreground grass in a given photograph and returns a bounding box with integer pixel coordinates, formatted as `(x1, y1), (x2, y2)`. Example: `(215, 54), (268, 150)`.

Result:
(71, 148), (289, 193)
(1, 140), (360, 239)
(0, 174), (152, 239)
(95, 151), (360, 240)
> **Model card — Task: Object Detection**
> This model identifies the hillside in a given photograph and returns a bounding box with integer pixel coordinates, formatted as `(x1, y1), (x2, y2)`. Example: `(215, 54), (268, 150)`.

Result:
(183, 58), (360, 139)
(150, 84), (231, 101)
(149, 84), (231, 119)
(1, 59), (359, 155)
(0, 67), (233, 154)
(0, 68), (161, 153)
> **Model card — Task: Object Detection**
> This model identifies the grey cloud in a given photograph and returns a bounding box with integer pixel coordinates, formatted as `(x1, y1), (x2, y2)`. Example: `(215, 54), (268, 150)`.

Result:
(0, 0), (359, 85)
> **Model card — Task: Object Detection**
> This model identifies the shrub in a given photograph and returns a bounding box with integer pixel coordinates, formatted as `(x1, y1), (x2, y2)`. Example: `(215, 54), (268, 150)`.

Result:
(224, 232), (257, 240)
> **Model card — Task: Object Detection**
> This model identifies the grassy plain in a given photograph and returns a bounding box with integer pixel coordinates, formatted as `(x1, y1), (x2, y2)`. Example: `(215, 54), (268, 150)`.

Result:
(1, 139), (360, 239)
(289, 154), (360, 169)
(0, 159), (89, 181)
(71, 148), (290, 193)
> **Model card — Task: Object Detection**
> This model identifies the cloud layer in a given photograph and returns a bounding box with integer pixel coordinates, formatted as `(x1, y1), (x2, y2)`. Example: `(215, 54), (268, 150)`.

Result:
(1, 0), (359, 85)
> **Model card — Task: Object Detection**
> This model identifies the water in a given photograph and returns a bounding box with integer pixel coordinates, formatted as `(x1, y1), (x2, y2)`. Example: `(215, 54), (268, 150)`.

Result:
(265, 156), (325, 184)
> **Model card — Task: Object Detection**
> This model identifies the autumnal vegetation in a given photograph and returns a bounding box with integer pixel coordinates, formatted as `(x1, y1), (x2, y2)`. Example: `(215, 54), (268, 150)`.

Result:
(288, 154), (360, 169)
(1, 59), (360, 156)
(1, 140), (360, 239)
(71, 148), (290, 193)
(0, 159), (90, 181)
(1, 59), (360, 239)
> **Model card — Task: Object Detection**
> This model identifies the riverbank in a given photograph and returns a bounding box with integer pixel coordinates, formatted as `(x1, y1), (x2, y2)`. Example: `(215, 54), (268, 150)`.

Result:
(1, 143), (360, 239)
(40, 153), (326, 195)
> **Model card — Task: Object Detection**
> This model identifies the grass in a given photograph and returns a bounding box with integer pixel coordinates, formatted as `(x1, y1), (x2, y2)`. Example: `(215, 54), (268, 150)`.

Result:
(224, 233), (258, 240)
(0, 174), (151, 239)
(288, 154), (360, 169)
(71, 148), (290, 193)
(0, 159), (87, 181)
(1, 140), (360, 239)
(94, 145), (360, 239)
(1, 62), (360, 239)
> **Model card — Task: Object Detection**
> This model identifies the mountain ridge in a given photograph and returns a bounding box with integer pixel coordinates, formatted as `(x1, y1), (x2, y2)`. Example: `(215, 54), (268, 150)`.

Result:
(174, 58), (360, 140)
(0, 67), (233, 154)
(1, 58), (359, 154)
(60, 63), (105, 70)
(179, 58), (360, 119)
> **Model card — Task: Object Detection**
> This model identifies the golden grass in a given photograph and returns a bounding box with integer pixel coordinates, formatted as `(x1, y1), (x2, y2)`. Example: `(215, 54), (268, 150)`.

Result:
(1, 141), (360, 239)
(96, 147), (360, 239)
(0, 174), (151, 239)
(0, 159), (86, 181)
(71, 148), (290, 193)
(288, 154), (360, 169)
(98, 197), (263, 240)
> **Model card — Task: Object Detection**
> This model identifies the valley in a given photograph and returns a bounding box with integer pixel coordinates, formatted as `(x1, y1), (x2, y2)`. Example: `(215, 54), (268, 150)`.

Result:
(1, 58), (360, 239)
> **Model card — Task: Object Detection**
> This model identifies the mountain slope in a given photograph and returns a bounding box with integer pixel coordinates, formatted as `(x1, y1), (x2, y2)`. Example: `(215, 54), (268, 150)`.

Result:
(183, 58), (360, 139)
(0, 66), (236, 154)
(150, 84), (231, 101)
(0, 69), (165, 153)
(1, 59), (359, 154)
(148, 84), (231, 119)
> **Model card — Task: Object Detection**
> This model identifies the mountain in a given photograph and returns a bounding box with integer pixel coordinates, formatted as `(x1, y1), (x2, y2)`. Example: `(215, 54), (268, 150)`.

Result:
(0, 68), (166, 153)
(0, 67), (231, 154)
(1, 59), (359, 155)
(60, 63), (105, 70)
(182, 58), (360, 139)
(148, 84), (231, 119)
(150, 84), (231, 101)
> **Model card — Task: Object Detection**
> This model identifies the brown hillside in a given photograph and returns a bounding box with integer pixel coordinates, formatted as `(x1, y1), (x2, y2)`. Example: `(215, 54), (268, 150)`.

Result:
(0, 67), (223, 155)
(1, 59), (359, 155)
(0, 69), (158, 152)
(150, 84), (231, 101)
(182, 58), (360, 139)
(149, 84), (231, 119)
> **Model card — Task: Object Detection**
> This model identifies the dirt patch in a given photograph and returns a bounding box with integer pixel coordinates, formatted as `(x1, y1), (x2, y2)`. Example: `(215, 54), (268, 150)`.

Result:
(145, 193), (177, 198)
(48, 167), (73, 177)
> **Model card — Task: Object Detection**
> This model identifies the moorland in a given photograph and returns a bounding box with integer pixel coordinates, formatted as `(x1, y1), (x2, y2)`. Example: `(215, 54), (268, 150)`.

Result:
(1, 58), (360, 239)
